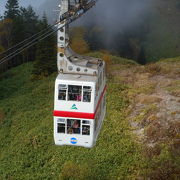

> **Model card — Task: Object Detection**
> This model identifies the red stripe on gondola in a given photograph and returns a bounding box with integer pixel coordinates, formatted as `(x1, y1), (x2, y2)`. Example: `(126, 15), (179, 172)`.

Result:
(53, 85), (106, 119)
(95, 85), (106, 115)
(53, 111), (95, 119)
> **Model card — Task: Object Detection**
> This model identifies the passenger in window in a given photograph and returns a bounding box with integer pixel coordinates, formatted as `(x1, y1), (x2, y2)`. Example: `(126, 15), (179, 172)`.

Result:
(73, 120), (80, 134)
(68, 85), (82, 101)
(82, 125), (90, 135)
(73, 87), (81, 101)
(58, 91), (66, 100)
(83, 92), (90, 102)
(83, 86), (91, 102)
(76, 94), (81, 101)
(67, 127), (73, 134)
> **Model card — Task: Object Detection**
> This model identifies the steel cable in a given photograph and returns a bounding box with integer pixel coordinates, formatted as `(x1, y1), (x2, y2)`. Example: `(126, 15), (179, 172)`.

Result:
(0, 20), (61, 56)
(0, 0), (97, 65)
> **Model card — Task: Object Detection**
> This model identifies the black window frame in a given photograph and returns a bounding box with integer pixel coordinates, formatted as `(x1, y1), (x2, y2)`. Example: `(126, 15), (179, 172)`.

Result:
(82, 125), (90, 135)
(57, 123), (66, 133)
(58, 84), (67, 101)
(67, 119), (81, 134)
(83, 86), (92, 102)
(68, 85), (82, 102)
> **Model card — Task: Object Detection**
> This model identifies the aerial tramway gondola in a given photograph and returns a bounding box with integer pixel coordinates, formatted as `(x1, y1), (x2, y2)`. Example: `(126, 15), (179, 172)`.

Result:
(53, 0), (106, 148)
(0, 0), (105, 148)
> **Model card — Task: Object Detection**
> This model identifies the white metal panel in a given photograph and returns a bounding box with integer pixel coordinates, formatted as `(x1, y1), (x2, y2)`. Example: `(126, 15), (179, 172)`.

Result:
(54, 78), (96, 113)
(54, 117), (95, 148)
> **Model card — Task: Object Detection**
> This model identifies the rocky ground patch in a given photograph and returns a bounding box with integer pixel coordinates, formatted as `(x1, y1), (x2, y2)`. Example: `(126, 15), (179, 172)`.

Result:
(111, 57), (180, 179)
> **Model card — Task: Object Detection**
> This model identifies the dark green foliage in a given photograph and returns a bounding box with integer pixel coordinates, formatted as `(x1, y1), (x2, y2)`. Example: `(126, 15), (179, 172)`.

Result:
(4, 0), (19, 19)
(32, 15), (56, 78)
(1, 3), (54, 73)
(11, 16), (24, 45)
(2, 1), (38, 69)
(19, 6), (39, 62)
(3, 0), (21, 46)
(20, 6), (39, 38)
(2, 0), (22, 69)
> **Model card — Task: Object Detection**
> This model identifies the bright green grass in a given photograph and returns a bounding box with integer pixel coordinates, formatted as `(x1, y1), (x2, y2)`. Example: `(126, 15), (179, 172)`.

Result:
(0, 62), (145, 180)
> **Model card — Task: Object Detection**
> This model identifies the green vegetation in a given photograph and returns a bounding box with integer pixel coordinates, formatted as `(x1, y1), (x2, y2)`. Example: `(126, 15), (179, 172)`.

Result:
(0, 0), (56, 74)
(0, 0), (179, 177)
(0, 60), (145, 179)
(0, 54), (179, 179)
(32, 15), (56, 79)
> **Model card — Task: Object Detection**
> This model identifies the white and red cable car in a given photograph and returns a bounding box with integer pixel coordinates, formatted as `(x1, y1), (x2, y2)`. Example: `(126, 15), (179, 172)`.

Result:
(53, 0), (106, 148)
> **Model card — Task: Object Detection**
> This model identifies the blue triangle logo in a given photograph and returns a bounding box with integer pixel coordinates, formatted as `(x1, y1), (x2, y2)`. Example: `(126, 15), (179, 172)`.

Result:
(71, 104), (78, 110)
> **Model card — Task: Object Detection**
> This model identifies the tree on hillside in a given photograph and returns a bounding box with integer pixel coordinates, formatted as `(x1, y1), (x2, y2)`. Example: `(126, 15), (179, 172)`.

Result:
(20, 6), (39, 36)
(0, 18), (13, 72)
(3, 1), (40, 68)
(32, 15), (56, 78)
(4, 0), (22, 47)
(0, 18), (13, 50)
(4, 0), (19, 19)
(0, 45), (5, 53)
(20, 6), (39, 62)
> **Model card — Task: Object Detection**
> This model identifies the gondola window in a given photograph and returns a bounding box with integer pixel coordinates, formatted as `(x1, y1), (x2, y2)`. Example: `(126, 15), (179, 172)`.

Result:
(68, 85), (82, 101)
(82, 125), (90, 135)
(83, 86), (92, 102)
(58, 84), (67, 100)
(67, 119), (81, 134)
(57, 123), (65, 133)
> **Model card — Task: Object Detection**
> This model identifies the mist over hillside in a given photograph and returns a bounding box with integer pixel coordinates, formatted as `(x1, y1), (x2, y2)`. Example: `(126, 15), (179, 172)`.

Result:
(0, 0), (179, 69)
(36, 0), (180, 62)
(37, 0), (155, 63)
(37, 0), (58, 23)
(38, 0), (153, 30)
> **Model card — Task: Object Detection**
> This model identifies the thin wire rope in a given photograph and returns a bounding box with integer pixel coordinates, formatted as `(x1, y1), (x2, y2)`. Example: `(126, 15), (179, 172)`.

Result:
(0, 20), (61, 56)
(0, 1), (97, 65)
(0, 28), (58, 65)
(0, 28), (56, 63)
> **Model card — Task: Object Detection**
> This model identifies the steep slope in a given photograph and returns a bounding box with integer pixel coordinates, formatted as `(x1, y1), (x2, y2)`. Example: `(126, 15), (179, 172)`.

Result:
(0, 55), (179, 179)
(110, 56), (180, 179)
(0, 59), (144, 179)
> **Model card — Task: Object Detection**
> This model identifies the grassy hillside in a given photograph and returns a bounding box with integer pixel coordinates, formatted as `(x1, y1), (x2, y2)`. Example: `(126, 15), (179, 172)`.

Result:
(0, 55), (179, 179)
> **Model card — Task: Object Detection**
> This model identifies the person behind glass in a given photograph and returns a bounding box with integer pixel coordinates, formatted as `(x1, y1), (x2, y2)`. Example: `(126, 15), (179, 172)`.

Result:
(76, 94), (81, 101)
(67, 127), (73, 134)
(73, 120), (80, 134)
